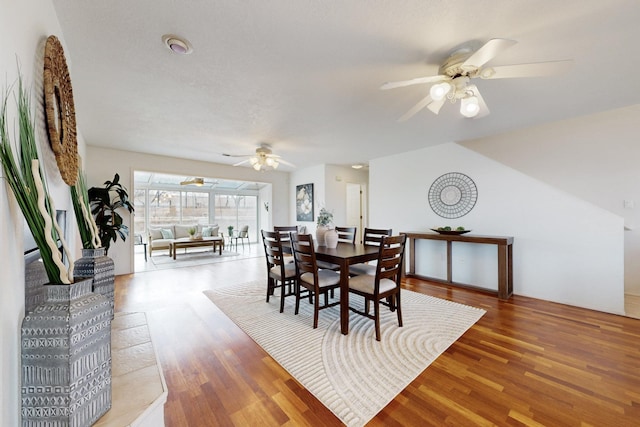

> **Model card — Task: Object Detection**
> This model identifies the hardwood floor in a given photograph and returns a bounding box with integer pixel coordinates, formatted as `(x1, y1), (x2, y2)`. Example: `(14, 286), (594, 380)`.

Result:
(116, 255), (640, 426)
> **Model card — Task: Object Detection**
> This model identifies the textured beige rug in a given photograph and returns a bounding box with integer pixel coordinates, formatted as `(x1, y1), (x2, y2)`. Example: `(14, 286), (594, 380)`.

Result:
(204, 281), (485, 427)
(149, 249), (243, 270)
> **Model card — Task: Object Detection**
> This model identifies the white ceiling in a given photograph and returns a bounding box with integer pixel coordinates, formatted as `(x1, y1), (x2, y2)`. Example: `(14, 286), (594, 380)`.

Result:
(52, 0), (640, 172)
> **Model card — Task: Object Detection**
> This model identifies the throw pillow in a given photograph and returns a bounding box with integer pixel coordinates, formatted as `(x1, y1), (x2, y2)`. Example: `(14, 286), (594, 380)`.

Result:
(149, 227), (163, 240)
(210, 226), (219, 237)
(202, 227), (212, 237)
(160, 228), (174, 239)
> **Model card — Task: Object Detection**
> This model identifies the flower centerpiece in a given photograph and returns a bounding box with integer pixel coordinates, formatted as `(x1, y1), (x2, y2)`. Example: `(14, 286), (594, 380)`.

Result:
(316, 207), (334, 246)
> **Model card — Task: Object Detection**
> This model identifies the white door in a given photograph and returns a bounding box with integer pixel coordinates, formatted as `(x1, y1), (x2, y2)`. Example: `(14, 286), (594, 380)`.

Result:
(346, 183), (363, 244)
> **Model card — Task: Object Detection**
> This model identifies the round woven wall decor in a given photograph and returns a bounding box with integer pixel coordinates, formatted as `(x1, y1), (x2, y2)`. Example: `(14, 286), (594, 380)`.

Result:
(44, 35), (78, 185)
(428, 172), (478, 218)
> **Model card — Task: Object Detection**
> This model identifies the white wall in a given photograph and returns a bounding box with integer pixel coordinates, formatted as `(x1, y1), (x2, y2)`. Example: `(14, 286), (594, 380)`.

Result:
(370, 143), (625, 315)
(459, 105), (640, 295)
(85, 146), (290, 274)
(289, 164), (368, 235)
(290, 164), (325, 233)
(0, 1), (80, 424)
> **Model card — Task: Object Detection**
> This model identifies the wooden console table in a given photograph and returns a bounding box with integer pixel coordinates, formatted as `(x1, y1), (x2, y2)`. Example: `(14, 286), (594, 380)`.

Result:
(401, 231), (514, 300)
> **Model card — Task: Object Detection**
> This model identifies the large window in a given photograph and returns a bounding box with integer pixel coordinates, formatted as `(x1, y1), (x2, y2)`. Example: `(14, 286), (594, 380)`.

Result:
(215, 195), (257, 237)
(134, 173), (262, 244)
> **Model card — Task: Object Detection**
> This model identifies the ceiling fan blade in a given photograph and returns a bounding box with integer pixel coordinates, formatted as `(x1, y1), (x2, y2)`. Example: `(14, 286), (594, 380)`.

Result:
(480, 60), (573, 79)
(277, 158), (296, 168)
(233, 159), (250, 166)
(462, 38), (517, 68)
(381, 75), (448, 90)
(222, 153), (251, 158)
(426, 98), (446, 114)
(398, 94), (434, 122)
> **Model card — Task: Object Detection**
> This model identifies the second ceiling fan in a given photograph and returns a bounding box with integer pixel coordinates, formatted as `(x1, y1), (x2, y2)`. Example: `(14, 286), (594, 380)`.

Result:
(381, 38), (572, 120)
(223, 143), (295, 171)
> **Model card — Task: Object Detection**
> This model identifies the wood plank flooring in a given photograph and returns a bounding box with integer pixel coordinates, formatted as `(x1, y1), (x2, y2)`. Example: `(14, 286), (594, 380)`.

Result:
(117, 253), (640, 426)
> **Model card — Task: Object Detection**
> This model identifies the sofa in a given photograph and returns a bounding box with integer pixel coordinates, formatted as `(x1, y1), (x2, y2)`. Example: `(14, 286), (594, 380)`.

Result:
(147, 224), (222, 256)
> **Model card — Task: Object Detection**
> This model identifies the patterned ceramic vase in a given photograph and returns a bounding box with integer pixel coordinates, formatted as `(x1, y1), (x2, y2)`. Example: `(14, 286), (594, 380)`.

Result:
(316, 225), (328, 246)
(73, 247), (115, 318)
(21, 278), (113, 426)
(325, 228), (339, 248)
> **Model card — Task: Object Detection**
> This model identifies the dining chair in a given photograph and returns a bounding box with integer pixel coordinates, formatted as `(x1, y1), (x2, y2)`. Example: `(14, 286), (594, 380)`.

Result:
(290, 232), (341, 328)
(349, 227), (393, 276)
(274, 225), (299, 261)
(335, 226), (357, 244)
(261, 230), (297, 313)
(348, 234), (407, 341)
(316, 226), (358, 272)
(237, 225), (250, 248)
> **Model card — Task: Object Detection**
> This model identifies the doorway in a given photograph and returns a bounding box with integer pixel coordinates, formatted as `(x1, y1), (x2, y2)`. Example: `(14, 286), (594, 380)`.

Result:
(346, 183), (366, 244)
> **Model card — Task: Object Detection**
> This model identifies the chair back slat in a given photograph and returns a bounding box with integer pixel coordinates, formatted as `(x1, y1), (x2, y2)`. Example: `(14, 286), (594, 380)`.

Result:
(291, 233), (317, 276)
(363, 228), (393, 246)
(261, 230), (286, 267)
(335, 226), (357, 244)
(275, 226), (299, 253)
(374, 234), (406, 288)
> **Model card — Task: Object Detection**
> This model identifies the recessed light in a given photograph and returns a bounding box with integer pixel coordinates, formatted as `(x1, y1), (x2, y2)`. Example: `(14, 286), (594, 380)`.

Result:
(162, 34), (193, 55)
(352, 164), (364, 169)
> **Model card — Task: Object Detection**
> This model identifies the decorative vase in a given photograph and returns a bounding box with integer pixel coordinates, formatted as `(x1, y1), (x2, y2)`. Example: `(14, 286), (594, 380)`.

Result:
(21, 278), (113, 426)
(316, 225), (328, 246)
(325, 228), (339, 249)
(73, 247), (115, 319)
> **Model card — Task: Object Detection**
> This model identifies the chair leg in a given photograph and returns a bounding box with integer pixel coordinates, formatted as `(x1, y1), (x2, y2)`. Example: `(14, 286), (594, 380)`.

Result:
(396, 292), (403, 327)
(295, 284), (301, 315)
(279, 280), (286, 313)
(374, 301), (381, 341)
(266, 278), (274, 302)
(313, 291), (320, 328)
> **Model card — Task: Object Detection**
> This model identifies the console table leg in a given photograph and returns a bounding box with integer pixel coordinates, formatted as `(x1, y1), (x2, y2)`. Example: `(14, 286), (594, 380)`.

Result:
(497, 244), (511, 299)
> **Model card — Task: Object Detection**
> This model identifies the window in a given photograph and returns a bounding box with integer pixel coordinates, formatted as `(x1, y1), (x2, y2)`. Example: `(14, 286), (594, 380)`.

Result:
(134, 172), (265, 245)
(214, 195), (257, 241)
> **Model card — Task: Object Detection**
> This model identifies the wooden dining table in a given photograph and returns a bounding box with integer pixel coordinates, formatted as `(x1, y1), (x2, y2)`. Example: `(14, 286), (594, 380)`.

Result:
(314, 243), (380, 335)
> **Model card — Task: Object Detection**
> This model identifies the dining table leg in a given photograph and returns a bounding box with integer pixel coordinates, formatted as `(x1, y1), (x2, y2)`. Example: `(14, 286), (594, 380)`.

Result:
(339, 259), (350, 335)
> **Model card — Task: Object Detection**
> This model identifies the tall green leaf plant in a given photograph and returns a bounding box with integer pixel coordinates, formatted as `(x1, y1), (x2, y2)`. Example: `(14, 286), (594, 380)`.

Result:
(0, 76), (71, 284)
(88, 173), (134, 255)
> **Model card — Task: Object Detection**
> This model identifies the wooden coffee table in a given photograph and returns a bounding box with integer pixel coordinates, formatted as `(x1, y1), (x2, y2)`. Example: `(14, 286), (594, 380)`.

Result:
(169, 237), (224, 260)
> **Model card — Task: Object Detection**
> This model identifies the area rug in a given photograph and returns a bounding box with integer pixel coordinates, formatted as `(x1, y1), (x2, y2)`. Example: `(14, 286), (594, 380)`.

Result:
(203, 281), (485, 426)
(149, 249), (244, 270)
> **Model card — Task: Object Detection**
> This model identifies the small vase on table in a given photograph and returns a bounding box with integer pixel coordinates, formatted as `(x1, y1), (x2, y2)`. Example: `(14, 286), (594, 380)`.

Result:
(325, 228), (339, 248)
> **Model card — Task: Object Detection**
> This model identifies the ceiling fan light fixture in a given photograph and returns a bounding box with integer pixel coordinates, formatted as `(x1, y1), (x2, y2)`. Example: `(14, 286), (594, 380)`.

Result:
(460, 95), (480, 118)
(430, 82), (452, 101)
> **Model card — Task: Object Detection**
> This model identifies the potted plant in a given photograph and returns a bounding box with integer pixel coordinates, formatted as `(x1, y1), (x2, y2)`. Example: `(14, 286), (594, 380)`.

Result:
(188, 226), (197, 239)
(316, 207), (334, 246)
(88, 173), (134, 255)
(71, 168), (116, 316)
(1, 77), (73, 285)
(2, 74), (112, 425)
(227, 225), (234, 236)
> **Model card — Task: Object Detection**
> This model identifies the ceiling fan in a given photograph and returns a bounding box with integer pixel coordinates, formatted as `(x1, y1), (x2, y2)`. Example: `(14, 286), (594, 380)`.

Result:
(180, 177), (217, 186)
(381, 38), (573, 120)
(223, 143), (295, 171)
